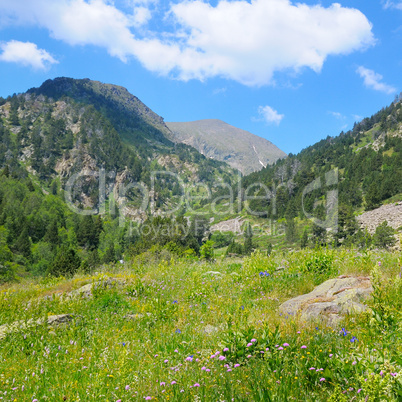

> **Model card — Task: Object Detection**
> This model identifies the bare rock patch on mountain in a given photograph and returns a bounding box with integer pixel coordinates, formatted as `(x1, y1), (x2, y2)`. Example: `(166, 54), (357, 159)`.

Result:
(166, 119), (286, 175)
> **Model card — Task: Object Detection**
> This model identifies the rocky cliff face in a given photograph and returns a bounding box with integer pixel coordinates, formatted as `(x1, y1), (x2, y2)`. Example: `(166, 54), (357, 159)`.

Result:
(166, 119), (286, 175)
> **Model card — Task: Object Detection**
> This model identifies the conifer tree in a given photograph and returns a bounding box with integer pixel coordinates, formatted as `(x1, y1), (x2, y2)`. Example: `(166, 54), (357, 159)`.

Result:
(15, 225), (32, 260)
(243, 223), (254, 255)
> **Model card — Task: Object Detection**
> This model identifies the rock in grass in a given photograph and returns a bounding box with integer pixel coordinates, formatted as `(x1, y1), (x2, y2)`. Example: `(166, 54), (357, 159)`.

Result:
(0, 314), (73, 340)
(202, 271), (223, 278)
(279, 276), (373, 325)
(69, 277), (126, 298)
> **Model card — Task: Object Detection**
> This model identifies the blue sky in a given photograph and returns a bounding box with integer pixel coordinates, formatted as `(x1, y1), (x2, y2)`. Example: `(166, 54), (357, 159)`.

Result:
(0, 0), (401, 154)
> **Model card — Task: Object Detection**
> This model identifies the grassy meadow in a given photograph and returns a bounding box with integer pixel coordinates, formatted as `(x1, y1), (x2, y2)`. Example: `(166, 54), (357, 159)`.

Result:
(0, 249), (401, 401)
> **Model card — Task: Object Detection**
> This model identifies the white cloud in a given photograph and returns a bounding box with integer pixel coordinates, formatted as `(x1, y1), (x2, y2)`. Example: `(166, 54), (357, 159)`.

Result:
(257, 105), (284, 125)
(0, 40), (57, 70)
(356, 66), (396, 94)
(382, 1), (402, 10)
(132, 6), (151, 27)
(213, 87), (227, 95)
(329, 111), (345, 120)
(0, 0), (375, 86)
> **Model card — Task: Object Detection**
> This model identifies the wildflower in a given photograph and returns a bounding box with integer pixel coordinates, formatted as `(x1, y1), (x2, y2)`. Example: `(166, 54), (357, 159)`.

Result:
(172, 300), (178, 304)
(171, 381), (177, 385)
(174, 349), (179, 353)
(201, 367), (206, 371)
(320, 378), (325, 382)
(122, 342), (126, 346)
(350, 337), (357, 343)
(250, 339), (257, 343)
(301, 345), (307, 349)
(223, 347), (229, 352)
(125, 385), (130, 390)
(309, 367), (315, 371)
(341, 328), (347, 336)
(234, 364), (240, 367)
(145, 397), (152, 400)
(283, 343), (289, 347)
(390, 373), (397, 377)
(357, 389), (362, 393)
(175, 329), (181, 334)
(227, 369), (232, 372)
(154, 354), (158, 357)
(380, 371), (384, 377)
(193, 383), (200, 387)
(160, 382), (166, 386)
(246, 343), (253, 347)
(219, 355), (226, 361)
(164, 359), (168, 363)
(247, 355), (252, 358)
(352, 361), (357, 365)
(117, 400), (122, 402)
(206, 369), (210, 372)
(278, 347), (284, 350)
(329, 354), (333, 357)
(185, 357), (193, 362)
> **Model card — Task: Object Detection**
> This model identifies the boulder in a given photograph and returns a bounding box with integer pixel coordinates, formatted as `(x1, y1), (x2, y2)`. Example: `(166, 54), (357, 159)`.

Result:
(0, 314), (73, 340)
(279, 276), (373, 324)
(69, 277), (126, 298)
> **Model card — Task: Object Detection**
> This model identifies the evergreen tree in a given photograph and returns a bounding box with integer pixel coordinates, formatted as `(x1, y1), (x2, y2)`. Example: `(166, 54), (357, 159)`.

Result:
(200, 240), (214, 260)
(365, 181), (381, 211)
(243, 223), (254, 255)
(103, 243), (116, 264)
(373, 221), (396, 249)
(226, 240), (243, 256)
(44, 219), (60, 250)
(87, 249), (101, 270)
(48, 247), (81, 277)
(267, 242), (273, 256)
(15, 225), (32, 260)
(9, 98), (20, 126)
(300, 228), (309, 249)
(285, 217), (297, 243)
(311, 222), (326, 246)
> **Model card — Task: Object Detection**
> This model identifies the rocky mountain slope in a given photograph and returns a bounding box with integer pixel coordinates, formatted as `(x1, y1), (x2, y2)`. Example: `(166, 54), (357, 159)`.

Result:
(0, 78), (237, 217)
(166, 119), (286, 175)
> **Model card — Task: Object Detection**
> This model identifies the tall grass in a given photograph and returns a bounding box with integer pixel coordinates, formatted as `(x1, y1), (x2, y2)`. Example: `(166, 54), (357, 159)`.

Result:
(0, 249), (401, 401)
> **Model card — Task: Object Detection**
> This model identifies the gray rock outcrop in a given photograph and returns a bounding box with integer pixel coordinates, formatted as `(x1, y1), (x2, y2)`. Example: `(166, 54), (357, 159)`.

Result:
(69, 277), (126, 298)
(279, 276), (373, 325)
(0, 314), (73, 340)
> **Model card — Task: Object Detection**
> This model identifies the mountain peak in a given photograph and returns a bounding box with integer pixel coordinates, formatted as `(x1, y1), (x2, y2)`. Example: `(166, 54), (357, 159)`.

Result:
(166, 119), (286, 174)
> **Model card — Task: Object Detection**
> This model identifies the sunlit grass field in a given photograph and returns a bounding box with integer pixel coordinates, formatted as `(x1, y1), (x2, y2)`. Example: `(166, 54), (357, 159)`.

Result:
(1, 249), (401, 401)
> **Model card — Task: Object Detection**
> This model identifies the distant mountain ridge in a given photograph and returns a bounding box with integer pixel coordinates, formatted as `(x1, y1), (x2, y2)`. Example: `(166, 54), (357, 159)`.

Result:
(166, 119), (286, 175)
